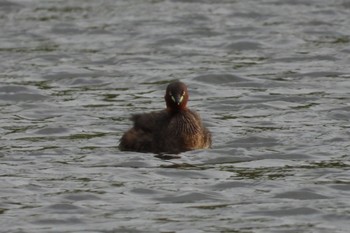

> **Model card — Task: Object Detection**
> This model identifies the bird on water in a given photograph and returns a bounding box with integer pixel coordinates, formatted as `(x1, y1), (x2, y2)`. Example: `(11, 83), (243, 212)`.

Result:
(119, 81), (212, 154)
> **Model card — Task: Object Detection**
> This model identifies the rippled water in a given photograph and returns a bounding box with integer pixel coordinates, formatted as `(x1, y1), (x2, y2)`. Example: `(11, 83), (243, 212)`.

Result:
(1, 0), (350, 232)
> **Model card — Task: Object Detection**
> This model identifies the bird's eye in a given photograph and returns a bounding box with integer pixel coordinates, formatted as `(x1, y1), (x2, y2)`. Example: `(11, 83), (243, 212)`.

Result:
(169, 91), (173, 96)
(182, 91), (185, 96)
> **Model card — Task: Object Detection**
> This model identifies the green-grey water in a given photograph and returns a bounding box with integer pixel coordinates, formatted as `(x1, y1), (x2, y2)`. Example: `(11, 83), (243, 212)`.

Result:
(1, 0), (350, 232)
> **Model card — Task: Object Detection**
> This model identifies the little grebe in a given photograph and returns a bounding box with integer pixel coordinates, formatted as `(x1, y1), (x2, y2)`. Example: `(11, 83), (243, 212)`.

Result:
(119, 81), (212, 154)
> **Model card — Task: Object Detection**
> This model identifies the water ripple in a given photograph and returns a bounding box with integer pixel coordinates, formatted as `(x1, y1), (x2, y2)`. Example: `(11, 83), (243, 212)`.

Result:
(1, 0), (350, 232)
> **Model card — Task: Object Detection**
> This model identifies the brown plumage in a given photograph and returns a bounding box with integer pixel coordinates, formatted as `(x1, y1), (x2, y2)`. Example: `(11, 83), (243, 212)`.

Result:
(119, 81), (212, 154)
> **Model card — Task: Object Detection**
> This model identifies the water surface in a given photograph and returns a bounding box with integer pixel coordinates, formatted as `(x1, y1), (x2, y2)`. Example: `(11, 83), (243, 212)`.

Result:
(1, 0), (350, 232)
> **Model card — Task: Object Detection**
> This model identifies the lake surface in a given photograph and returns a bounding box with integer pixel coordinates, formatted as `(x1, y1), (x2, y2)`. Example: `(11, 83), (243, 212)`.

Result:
(1, 0), (350, 232)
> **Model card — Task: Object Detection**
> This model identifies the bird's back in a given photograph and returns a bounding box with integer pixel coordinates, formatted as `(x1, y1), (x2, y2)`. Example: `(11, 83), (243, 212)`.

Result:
(119, 109), (211, 154)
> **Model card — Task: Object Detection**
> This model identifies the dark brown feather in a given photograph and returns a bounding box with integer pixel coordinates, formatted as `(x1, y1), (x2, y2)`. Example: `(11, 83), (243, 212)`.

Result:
(119, 81), (212, 154)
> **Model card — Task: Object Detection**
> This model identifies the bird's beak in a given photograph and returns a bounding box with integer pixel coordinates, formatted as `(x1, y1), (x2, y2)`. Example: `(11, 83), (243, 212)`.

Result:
(171, 95), (184, 105)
